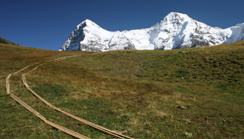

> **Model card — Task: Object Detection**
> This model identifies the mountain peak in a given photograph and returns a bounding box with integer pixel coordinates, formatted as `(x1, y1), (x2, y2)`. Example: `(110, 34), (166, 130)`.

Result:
(166, 12), (189, 17)
(162, 12), (191, 23)
(61, 12), (244, 52)
(82, 19), (94, 24)
(76, 19), (100, 29)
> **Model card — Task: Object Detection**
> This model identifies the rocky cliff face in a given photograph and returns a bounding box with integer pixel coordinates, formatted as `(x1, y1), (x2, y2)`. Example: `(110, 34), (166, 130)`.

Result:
(60, 12), (244, 52)
(108, 32), (135, 50)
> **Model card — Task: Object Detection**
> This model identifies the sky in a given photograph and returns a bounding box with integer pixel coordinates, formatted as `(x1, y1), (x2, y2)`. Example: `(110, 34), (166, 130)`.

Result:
(1, 0), (244, 50)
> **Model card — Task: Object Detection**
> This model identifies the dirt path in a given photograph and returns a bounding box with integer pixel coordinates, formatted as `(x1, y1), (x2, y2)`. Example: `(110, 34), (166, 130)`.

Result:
(6, 55), (132, 139)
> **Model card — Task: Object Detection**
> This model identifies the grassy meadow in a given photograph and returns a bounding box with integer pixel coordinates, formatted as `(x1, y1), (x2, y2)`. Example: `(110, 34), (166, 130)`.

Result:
(0, 41), (244, 138)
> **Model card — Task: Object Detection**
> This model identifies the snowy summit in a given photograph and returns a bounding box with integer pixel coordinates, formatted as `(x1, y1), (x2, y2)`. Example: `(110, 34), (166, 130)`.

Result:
(60, 12), (244, 52)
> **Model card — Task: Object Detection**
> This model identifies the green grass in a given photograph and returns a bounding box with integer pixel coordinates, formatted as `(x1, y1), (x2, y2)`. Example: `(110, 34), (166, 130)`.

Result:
(1, 42), (244, 138)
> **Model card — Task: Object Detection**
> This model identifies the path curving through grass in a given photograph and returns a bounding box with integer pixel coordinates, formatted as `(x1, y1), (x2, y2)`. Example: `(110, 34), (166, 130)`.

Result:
(6, 55), (133, 139)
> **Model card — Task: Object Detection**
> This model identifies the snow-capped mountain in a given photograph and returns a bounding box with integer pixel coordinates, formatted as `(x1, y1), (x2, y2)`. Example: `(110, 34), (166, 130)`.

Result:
(60, 12), (244, 52)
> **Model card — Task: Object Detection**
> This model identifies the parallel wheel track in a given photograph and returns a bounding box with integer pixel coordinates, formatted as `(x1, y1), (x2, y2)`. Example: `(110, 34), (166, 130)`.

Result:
(6, 55), (133, 139)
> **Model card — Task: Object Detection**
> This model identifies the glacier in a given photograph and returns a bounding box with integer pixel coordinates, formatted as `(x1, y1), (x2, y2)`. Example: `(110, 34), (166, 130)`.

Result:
(60, 12), (244, 52)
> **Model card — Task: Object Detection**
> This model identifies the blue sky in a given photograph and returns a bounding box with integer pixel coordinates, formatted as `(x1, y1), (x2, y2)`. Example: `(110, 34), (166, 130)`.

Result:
(1, 0), (244, 50)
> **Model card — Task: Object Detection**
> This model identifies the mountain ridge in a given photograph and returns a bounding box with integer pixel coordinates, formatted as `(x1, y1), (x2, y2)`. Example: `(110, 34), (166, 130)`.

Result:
(60, 12), (244, 52)
(0, 37), (18, 45)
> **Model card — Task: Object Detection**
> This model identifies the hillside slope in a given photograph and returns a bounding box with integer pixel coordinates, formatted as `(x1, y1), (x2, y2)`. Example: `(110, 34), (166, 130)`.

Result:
(0, 37), (18, 45)
(1, 42), (244, 138)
